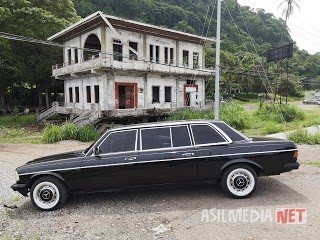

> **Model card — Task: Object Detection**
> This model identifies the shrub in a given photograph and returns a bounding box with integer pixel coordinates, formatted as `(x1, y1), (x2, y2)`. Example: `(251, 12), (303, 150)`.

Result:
(263, 121), (285, 134)
(43, 124), (100, 143)
(220, 102), (254, 130)
(256, 104), (305, 123)
(43, 124), (64, 143)
(77, 125), (100, 142)
(167, 102), (253, 130)
(288, 130), (320, 144)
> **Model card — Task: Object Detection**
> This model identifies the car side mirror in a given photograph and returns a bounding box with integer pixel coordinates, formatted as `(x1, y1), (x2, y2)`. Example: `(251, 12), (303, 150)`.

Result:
(93, 147), (100, 156)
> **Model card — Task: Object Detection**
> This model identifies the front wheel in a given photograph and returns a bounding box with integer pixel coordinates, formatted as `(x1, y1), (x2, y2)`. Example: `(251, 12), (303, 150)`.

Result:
(221, 164), (257, 198)
(30, 176), (68, 211)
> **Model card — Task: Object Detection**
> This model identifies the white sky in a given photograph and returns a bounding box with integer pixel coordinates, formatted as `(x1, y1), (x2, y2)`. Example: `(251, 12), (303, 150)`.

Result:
(237, 0), (320, 54)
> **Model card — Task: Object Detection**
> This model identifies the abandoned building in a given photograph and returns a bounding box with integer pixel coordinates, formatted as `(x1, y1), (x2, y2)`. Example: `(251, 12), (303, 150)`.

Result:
(38, 11), (214, 124)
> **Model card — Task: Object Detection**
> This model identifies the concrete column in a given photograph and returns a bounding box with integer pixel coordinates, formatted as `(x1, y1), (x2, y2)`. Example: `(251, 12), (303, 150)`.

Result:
(176, 40), (180, 66)
(143, 34), (147, 60)
(101, 26), (106, 52)
(202, 44), (206, 69)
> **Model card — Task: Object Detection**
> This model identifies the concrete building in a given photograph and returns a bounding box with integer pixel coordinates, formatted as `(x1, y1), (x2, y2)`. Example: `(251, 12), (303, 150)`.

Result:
(39, 11), (214, 124)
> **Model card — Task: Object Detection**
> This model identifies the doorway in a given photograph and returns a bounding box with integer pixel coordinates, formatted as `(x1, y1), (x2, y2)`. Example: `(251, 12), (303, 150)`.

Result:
(184, 84), (198, 107)
(115, 83), (138, 109)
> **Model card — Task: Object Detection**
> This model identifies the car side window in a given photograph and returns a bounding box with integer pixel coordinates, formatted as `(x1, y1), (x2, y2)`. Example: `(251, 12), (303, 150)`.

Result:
(191, 124), (226, 145)
(141, 127), (171, 150)
(171, 126), (191, 147)
(99, 130), (137, 154)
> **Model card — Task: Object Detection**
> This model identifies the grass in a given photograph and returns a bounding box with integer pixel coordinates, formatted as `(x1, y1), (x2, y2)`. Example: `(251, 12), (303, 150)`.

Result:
(42, 123), (100, 143)
(288, 130), (320, 144)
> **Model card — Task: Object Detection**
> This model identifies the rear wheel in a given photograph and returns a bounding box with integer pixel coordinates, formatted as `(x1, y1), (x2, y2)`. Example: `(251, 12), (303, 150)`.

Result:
(221, 164), (257, 198)
(30, 176), (68, 211)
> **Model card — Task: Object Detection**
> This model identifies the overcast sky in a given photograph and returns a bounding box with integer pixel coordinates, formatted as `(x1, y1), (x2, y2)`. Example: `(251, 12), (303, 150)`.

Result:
(237, 0), (320, 54)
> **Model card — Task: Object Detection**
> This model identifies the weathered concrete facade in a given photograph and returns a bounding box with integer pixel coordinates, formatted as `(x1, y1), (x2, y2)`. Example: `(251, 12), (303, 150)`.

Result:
(48, 11), (214, 117)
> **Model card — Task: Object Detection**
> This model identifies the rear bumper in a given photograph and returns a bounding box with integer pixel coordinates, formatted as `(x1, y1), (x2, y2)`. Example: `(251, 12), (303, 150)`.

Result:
(284, 162), (300, 171)
(11, 183), (29, 196)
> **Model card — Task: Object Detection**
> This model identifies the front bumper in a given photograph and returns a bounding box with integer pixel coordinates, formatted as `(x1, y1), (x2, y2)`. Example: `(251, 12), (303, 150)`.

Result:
(284, 162), (300, 171)
(11, 183), (29, 196)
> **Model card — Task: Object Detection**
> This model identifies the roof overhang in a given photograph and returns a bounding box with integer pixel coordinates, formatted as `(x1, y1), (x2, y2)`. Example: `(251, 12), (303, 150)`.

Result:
(48, 11), (215, 44)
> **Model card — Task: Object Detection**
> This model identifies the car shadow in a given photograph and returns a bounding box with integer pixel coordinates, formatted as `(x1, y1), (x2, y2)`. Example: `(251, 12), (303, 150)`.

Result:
(13, 177), (309, 218)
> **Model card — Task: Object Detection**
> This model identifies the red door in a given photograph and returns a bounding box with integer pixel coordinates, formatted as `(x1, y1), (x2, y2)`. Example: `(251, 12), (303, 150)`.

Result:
(115, 83), (138, 109)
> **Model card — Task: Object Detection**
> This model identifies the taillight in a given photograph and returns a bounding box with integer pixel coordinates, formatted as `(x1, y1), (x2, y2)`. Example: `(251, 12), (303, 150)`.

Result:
(293, 150), (298, 158)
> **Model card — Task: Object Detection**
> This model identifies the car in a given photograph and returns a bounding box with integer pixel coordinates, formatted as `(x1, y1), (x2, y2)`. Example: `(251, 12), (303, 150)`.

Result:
(303, 99), (320, 105)
(11, 120), (299, 211)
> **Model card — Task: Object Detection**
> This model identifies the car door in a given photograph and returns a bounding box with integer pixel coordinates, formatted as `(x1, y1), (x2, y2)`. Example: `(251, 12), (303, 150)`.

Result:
(190, 123), (232, 180)
(81, 129), (140, 192)
(138, 125), (197, 185)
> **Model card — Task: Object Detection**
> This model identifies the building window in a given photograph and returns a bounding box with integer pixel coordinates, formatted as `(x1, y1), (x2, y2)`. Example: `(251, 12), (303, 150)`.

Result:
(164, 47), (169, 64)
(75, 87), (79, 103)
(170, 48), (174, 65)
(67, 49), (72, 65)
(86, 86), (91, 103)
(69, 87), (73, 102)
(149, 45), (154, 62)
(155, 46), (160, 63)
(129, 41), (138, 60)
(113, 39), (123, 61)
(74, 48), (78, 64)
(193, 52), (199, 69)
(183, 50), (189, 67)
(94, 85), (99, 103)
(165, 86), (172, 103)
(152, 86), (160, 103)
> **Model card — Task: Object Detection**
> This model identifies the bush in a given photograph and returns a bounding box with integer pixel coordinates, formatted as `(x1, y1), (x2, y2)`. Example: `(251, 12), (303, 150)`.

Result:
(43, 124), (100, 143)
(256, 104), (305, 123)
(167, 102), (253, 130)
(43, 125), (64, 143)
(263, 121), (285, 134)
(220, 102), (254, 130)
(288, 130), (320, 144)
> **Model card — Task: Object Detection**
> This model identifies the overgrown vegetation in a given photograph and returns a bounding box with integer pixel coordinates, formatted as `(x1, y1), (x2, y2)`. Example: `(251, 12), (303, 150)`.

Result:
(255, 104), (305, 123)
(288, 130), (320, 145)
(168, 101), (320, 138)
(42, 123), (100, 143)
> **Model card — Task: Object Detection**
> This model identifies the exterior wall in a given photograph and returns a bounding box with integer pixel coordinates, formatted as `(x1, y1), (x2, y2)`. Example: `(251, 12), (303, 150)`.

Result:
(62, 25), (206, 69)
(63, 73), (206, 111)
(65, 74), (107, 110)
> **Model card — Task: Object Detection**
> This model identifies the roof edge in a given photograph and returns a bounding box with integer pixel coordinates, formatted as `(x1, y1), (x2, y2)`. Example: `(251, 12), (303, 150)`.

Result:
(48, 11), (215, 43)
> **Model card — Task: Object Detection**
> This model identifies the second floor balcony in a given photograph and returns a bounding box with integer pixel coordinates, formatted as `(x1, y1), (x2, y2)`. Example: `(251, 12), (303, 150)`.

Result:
(52, 53), (214, 78)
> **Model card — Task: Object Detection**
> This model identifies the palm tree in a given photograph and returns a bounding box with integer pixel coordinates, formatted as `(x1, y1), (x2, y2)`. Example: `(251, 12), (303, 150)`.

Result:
(278, 0), (300, 23)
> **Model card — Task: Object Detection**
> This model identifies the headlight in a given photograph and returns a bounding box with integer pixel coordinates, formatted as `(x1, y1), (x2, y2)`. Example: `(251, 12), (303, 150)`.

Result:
(14, 171), (20, 182)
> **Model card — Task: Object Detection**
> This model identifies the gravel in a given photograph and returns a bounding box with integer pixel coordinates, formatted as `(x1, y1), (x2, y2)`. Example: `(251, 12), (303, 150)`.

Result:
(0, 143), (320, 239)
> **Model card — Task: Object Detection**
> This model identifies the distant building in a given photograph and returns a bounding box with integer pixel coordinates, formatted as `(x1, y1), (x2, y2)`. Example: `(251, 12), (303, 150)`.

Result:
(38, 12), (214, 124)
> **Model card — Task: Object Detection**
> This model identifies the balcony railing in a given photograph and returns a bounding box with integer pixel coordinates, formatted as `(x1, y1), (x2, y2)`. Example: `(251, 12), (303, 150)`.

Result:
(52, 53), (214, 77)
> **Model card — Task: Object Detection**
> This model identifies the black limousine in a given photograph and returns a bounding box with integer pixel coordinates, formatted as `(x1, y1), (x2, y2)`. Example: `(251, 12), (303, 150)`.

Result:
(12, 120), (299, 210)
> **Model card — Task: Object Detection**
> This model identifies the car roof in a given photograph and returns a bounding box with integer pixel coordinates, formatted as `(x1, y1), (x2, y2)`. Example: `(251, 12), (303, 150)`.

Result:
(109, 119), (225, 131)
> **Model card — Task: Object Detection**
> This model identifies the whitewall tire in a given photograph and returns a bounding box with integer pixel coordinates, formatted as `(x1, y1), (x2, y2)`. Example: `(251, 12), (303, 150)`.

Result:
(221, 164), (257, 198)
(30, 176), (68, 211)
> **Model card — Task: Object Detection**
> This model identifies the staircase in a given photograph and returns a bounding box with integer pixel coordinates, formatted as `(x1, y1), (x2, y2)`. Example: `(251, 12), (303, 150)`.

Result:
(37, 101), (101, 126)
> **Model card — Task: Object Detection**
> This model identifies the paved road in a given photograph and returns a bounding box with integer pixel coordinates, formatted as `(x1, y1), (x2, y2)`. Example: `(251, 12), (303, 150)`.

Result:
(0, 142), (319, 240)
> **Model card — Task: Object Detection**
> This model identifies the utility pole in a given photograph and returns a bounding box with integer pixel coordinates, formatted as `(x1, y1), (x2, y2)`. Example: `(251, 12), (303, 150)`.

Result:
(214, 0), (221, 120)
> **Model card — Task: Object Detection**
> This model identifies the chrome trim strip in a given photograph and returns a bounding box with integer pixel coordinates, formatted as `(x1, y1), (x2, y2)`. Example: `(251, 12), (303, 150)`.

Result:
(19, 148), (297, 176)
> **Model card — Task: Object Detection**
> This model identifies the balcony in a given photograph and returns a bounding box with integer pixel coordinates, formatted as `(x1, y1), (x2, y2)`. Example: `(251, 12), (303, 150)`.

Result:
(52, 54), (214, 78)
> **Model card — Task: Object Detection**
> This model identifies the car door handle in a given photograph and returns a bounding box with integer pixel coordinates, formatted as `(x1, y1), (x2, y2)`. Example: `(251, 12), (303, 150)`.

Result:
(124, 157), (137, 161)
(181, 152), (195, 157)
